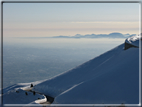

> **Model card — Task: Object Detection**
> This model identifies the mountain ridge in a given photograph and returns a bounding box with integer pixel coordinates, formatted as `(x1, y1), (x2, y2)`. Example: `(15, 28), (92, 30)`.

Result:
(52, 32), (136, 39)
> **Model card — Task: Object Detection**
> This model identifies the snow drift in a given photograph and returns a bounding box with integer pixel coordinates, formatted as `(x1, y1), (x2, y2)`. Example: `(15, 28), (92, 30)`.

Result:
(2, 34), (141, 105)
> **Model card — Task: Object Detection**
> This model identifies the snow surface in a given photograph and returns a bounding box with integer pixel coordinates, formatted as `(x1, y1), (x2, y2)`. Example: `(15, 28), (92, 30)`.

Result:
(3, 88), (45, 104)
(2, 81), (46, 105)
(125, 34), (141, 47)
(33, 43), (139, 104)
(2, 80), (43, 94)
(53, 47), (139, 104)
(2, 35), (140, 105)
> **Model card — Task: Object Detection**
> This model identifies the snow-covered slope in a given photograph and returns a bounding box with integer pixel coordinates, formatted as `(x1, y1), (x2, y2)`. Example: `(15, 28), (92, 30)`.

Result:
(2, 35), (141, 105)
(2, 81), (47, 105)
(53, 47), (139, 104)
(32, 35), (140, 104)
(33, 43), (139, 104)
(3, 88), (45, 104)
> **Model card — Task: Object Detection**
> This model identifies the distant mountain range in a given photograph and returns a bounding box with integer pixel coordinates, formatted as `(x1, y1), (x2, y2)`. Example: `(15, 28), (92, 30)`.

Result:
(52, 32), (136, 39)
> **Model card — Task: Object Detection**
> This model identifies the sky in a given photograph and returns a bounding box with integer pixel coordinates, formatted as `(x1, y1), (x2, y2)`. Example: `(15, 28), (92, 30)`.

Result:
(3, 1), (140, 37)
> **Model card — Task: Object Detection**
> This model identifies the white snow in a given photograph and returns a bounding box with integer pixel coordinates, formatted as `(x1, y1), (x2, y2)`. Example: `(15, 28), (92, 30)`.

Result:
(125, 34), (141, 47)
(2, 80), (46, 105)
(3, 88), (45, 104)
(54, 47), (139, 104)
(2, 35), (141, 105)
(33, 43), (139, 104)
(2, 80), (44, 94)
(20, 86), (33, 91)
(34, 97), (47, 104)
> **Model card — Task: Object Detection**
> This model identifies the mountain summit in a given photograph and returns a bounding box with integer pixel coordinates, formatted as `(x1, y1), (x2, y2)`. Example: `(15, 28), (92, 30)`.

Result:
(2, 34), (141, 105)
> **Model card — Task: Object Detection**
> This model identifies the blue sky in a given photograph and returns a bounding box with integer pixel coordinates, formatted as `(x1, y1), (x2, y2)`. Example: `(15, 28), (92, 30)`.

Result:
(3, 1), (140, 37)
